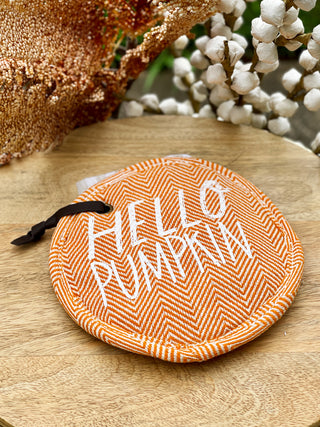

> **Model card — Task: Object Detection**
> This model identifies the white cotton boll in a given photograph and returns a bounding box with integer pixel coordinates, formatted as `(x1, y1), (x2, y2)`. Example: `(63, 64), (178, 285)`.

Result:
(256, 42), (278, 64)
(231, 33), (248, 50)
(252, 37), (259, 48)
(230, 105), (252, 125)
(251, 18), (278, 43)
(198, 104), (216, 118)
(216, 0), (236, 14)
(228, 40), (245, 66)
(241, 63), (251, 71)
(233, 17), (243, 31)
(195, 35), (210, 53)
(304, 88), (320, 111)
(185, 71), (196, 86)
(234, 61), (251, 72)
(283, 7), (299, 25)
(217, 100), (235, 121)
(243, 87), (271, 112)
(122, 101), (144, 117)
(269, 91), (285, 106)
(280, 18), (304, 39)
(284, 40), (302, 51)
(303, 71), (320, 91)
(255, 60), (279, 73)
(261, 0), (285, 27)
(159, 98), (178, 115)
(174, 35), (189, 51)
(173, 72), (195, 90)
(312, 25), (320, 44)
(231, 71), (259, 95)
(308, 38), (320, 60)
(293, 0), (316, 11)
(201, 70), (216, 90)
(233, 60), (243, 70)
(190, 50), (210, 70)
(207, 63), (227, 85)
(193, 80), (208, 95)
(211, 13), (225, 27)
(311, 132), (320, 152)
(173, 76), (188, 91)
(270, 93), (298, 117)
(282, 68), (301, 92)
(299, 50), (318, 70)
(205, 36), (227, 62)
(177, 100), (194, 116)
(231, 67), (240, 78)
(233, 0), (246, 17)
(191, 81), (208, 102)
(251, 113), (267, 129)
(173, 57), (192, 77)
(140, 94), (159, 111)
(211, 23), (233, 40)
(268, 117), (291, 135)
(209, 85), (234, 106)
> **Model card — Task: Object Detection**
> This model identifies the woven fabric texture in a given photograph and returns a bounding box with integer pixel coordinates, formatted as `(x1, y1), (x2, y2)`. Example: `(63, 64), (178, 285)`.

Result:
(49, 156), (304, 363)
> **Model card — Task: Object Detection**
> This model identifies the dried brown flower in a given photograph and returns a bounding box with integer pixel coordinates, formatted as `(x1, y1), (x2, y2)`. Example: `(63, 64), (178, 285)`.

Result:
(0, 0), (216, 164)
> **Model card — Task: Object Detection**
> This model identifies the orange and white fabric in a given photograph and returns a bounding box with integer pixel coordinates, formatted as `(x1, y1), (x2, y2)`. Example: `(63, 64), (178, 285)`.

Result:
(49, 156), (304, 363)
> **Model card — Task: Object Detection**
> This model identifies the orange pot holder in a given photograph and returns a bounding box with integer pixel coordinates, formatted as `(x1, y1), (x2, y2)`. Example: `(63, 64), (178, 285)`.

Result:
(13, 156), (304, 363)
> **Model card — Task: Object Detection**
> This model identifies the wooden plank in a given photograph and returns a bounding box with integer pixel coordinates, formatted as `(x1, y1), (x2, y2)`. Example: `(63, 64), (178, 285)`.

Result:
(0, 117), (319, 426)
(0, 353), (319, 427)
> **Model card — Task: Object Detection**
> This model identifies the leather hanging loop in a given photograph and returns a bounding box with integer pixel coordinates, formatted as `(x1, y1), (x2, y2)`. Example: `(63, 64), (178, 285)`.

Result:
(11, 201), (112, 246)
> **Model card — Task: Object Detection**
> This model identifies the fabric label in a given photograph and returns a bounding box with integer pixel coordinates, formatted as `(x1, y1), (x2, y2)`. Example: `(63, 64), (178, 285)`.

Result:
(87, 179), (253, 307)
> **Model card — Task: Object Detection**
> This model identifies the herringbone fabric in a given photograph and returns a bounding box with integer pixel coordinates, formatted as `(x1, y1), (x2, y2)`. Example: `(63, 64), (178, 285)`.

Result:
(49, 156), (304, 363)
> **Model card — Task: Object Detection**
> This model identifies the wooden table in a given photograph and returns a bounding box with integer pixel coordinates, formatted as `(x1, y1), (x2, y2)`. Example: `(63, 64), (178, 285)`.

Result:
(0, 117), (319, 427)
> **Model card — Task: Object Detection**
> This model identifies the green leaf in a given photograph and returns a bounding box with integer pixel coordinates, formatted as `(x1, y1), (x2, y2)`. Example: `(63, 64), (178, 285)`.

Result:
(143, 49), (174, 91)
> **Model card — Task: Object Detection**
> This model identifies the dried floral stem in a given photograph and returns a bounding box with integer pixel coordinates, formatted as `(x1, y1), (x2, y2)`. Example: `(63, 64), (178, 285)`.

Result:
(0, 0), (218, 164)
(287, 71), (308, 100)
(223, 13), (237, 31)
(249, 49), (259, 73)
(181, 76), (201, 113)
(275, 33), (312, 47)
(223, 42), (233, 86)
(284, 0), (298, 11)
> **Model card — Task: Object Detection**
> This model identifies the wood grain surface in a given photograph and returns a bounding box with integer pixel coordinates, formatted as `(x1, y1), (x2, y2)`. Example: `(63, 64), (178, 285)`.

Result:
(0, 116), (319, 427)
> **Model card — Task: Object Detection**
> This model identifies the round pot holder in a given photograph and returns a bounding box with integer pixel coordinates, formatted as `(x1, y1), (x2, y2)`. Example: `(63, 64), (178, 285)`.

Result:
(48, 156), (304, 363)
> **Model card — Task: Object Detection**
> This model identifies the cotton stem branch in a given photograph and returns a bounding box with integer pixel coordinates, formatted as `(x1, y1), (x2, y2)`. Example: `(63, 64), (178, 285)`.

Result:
(223, 13), (238, 31)
(275, 33), (312, 47)
(249, 49), (259, 73)
(181, 76), (201, 113)
(284, 0), (298, 11)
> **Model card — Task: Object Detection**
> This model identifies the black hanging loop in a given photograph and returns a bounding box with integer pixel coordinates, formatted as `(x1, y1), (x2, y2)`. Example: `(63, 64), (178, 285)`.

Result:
(11, 201), (112, 246)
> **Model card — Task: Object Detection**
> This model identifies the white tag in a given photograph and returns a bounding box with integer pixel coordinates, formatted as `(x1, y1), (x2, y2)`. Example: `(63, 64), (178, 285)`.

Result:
(76, 171), (118, 195)
(76, 154), (192, 194)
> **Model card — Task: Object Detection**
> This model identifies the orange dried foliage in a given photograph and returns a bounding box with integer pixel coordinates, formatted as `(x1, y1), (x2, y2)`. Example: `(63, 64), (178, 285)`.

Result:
(0, 0), (216, 164)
